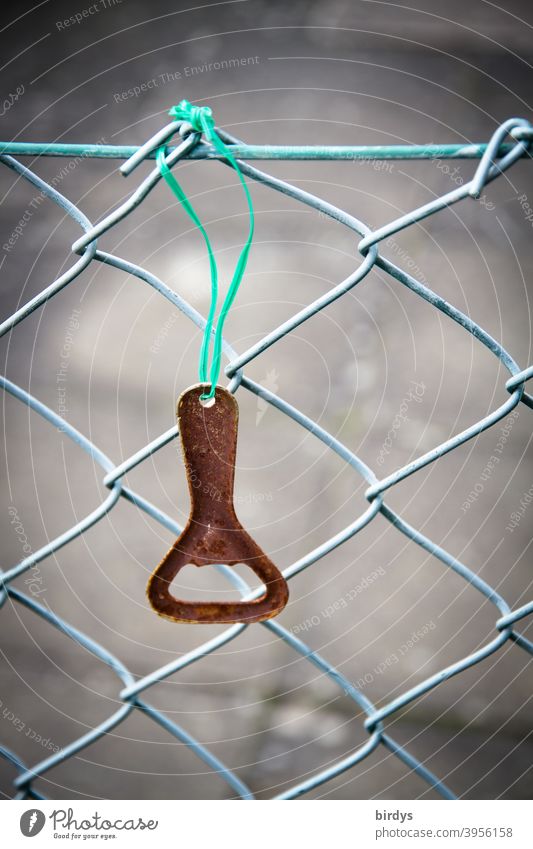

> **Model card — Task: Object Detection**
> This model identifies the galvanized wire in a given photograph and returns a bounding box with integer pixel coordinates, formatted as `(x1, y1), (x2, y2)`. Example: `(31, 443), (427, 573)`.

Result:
(1, 115), (532, 800)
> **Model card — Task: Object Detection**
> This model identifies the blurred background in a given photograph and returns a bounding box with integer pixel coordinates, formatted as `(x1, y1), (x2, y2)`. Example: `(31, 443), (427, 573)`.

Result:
(0, 0), (532, 800)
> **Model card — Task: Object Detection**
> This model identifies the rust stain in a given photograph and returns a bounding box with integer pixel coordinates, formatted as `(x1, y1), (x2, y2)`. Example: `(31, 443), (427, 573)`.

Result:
(147, 384), (289, 624)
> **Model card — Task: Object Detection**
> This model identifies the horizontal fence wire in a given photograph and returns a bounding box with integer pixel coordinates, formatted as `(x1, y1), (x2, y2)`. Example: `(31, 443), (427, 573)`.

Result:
(0, 115), (533, 800)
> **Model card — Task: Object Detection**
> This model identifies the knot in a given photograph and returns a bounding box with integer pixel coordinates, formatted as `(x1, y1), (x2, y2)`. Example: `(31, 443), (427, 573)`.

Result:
(469, 117), (532, 199)
(159, 97), (254, 400)
(168, 99), (215, 140)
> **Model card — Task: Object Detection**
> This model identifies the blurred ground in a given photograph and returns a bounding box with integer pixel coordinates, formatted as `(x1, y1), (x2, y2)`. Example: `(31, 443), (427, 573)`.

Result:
(0, 0), (532, 799)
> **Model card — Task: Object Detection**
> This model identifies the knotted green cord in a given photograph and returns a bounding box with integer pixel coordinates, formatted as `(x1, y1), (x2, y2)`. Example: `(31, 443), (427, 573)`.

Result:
(156, 100), (254, 400)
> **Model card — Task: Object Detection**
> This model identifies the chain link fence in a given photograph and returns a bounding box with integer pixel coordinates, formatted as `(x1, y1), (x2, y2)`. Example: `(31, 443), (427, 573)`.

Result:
(1, 114), (532, 800)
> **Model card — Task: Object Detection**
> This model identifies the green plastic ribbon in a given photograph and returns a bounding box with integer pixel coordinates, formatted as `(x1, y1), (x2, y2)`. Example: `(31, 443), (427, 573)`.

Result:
(156, 99), (254, 400)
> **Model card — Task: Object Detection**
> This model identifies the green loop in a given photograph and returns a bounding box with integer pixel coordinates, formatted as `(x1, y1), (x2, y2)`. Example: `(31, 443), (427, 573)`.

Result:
(158, 100), (255, 398)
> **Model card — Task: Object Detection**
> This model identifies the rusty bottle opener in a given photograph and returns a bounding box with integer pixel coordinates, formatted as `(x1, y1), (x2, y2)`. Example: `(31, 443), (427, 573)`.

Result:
(147, 384), (289, 624)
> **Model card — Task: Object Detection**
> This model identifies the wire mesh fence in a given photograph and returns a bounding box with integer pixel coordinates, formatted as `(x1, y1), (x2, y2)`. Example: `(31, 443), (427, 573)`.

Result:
(0, 113), (532, 800)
